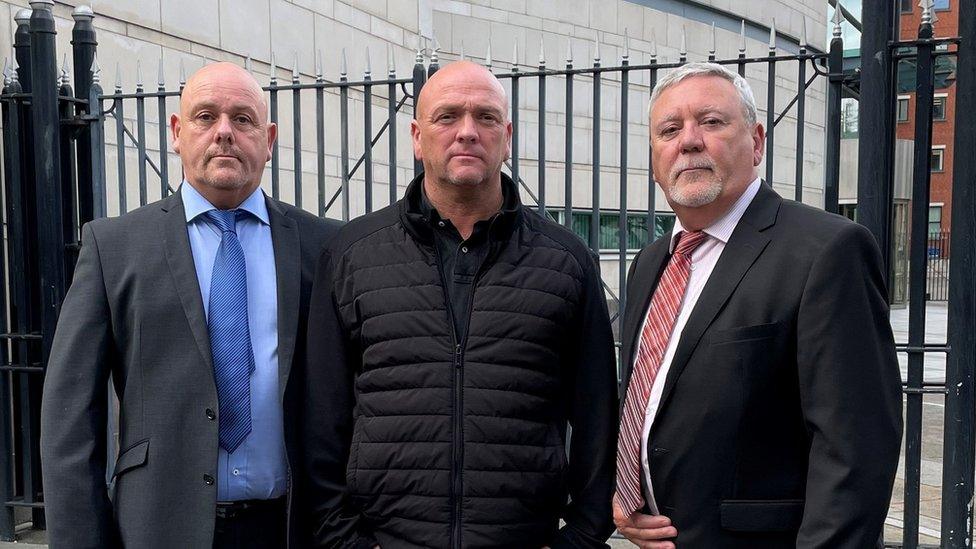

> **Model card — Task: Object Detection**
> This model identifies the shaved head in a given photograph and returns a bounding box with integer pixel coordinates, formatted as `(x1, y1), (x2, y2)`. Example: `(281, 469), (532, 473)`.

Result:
(415, 61), (509, 122)
(179, 62), (269, 122)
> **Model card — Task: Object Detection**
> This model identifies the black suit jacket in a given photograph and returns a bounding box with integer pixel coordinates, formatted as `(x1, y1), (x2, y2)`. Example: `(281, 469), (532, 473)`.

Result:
(40, 189), (340, 549)
(619, 183), (902, 548)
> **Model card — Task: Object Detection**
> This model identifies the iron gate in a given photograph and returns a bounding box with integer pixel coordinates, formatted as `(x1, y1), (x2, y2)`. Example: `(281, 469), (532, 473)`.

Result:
(0, 1), (971, 547)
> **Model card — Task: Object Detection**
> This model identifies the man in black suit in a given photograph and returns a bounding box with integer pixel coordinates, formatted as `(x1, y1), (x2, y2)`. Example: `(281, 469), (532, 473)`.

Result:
(612, 62), (902, 548)
(40, 62), (339, 548)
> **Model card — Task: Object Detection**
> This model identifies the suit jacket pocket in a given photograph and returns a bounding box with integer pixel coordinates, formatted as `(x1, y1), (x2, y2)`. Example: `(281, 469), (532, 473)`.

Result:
(720, 499), (804, 532)
(709, 321), (785, 346)
(112, 439), (149, 479)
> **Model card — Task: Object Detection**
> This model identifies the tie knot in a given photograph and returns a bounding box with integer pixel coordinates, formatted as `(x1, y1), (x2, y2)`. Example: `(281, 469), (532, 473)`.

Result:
(206, 209), (243, 234)
(674, 230), (707, 256)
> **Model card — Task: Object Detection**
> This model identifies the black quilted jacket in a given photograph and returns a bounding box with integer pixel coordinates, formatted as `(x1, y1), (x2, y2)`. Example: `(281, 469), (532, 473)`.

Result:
(303, 174), (618, 549)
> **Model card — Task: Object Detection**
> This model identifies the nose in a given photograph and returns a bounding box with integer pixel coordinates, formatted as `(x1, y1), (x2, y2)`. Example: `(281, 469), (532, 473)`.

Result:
(455, 113), (479, 143)
(678, 124), (704, 154)
(214, 114), (235, 143)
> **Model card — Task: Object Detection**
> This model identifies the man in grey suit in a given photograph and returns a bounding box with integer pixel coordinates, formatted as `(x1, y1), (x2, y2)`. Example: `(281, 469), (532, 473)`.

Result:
(39, 62), (339, 548)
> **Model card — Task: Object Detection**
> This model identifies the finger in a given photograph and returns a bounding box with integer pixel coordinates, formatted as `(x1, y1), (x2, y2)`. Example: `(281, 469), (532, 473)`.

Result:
(617, 524), (678, 542)
(638, 541), (675, 549)
(629, 513), (672, 529)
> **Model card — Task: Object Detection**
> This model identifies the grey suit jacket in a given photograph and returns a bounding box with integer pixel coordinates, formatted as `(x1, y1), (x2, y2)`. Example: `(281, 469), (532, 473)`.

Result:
(39, 189), (340, 549)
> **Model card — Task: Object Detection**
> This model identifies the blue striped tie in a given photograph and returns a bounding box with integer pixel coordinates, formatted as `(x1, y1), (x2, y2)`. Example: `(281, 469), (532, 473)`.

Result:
(206, 209), (255, 454)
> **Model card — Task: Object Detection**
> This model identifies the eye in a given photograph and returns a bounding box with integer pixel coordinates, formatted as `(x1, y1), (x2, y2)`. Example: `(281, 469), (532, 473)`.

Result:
(702, 117), (723, 126)
(435, 113), (456, 123)
(196, 112), (216, 122)
(659, 126), (678, 138)
(234, 115), (253, 124)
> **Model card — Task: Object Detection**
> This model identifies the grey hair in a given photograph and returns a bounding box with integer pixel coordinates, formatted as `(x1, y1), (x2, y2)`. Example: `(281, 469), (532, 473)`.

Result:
(648, 62), (759, 127)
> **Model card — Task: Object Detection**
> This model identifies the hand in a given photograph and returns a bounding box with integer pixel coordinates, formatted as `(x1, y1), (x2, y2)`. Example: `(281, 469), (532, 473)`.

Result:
(613, 500), (678, 548)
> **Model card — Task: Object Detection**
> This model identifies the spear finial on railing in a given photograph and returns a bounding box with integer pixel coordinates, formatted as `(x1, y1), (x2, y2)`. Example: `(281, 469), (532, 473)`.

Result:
(739, 20), (747, 55)
(431, 36), (440, 65)
(512, 42), (518, 72)
(3, 58), (10, 88)
(292, 52), (300, 83)
(60, 53), (70, 87)
(114, 61), (122, 92)
(178, 58), (186, 89)
(920, 0), (935, 26)
(365, 48), (372, 78)
(650, 29), (657, 60)
(340, 48), (347, 80)
(800, 17), (808, 49)
(485, 40), (492, 69)
(245, 54), (253, 73)
(9, 51), (19, 86)
(91, 53), (101, 86)
(415, 43), (423, 66)
(316, 50), (324, 82)
(768, 18), (777, 51)
(623, 32), (630, 62)
(709, 23), (717, 60)
(386, 44), (395, 77)
(135, 59), (143, 90)
(566, 37), (573, 67)
(832, 6), (844, 39)
(270, 52), (278, 85)
(593, 34), (601, 66)
(679, 26), (687, 60)
(539, 36), (546, 67)
(157, 55), (165, 90)
(459, 41), (465, 61)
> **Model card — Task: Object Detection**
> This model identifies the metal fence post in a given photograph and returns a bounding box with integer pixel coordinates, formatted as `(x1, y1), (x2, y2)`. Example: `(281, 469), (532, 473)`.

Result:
(71, 5), (96, 226)
(857, 0), (896, 284)
(941, 0), (976, 543)
(412, 49), (425, 178)
(823, 13), (843, 214)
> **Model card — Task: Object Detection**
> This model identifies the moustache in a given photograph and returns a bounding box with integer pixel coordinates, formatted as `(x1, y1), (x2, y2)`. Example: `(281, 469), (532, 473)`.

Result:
(670, 159), (714, 179)
(205, 149), (243, 162)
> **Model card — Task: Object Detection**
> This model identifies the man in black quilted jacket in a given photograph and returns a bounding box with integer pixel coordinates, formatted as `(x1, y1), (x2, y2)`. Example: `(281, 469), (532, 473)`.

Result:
(302, 60), (618, 548)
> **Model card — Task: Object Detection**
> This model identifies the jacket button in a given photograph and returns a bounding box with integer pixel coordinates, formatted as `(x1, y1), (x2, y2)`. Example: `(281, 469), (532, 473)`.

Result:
(206, 408), (216, 420)
(203, 474), (215, 485)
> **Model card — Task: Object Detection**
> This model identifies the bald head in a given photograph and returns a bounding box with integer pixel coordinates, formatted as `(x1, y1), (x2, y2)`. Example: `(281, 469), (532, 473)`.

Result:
(171, 61), (277, 209)
(415, 61), (509, 121)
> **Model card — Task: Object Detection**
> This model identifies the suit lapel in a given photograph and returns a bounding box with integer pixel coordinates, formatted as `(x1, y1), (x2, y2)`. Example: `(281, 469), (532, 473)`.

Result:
(655, 184), (781, 417)
(161, 190), (213, 372)
(266, 197), (300, 402)
(621, 238), (671, 389)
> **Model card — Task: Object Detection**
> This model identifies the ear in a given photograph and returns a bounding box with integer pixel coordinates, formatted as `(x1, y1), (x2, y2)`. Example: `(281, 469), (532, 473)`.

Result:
(752, 122), (766, 167)
(410, 119), (422, 161)
(170, 113), (182, 154)
(504, 120), (513, 160)
(266, 122), (278, 161)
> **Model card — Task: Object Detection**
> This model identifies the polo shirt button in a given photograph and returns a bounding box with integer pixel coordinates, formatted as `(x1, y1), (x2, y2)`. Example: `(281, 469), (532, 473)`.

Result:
(206, 408), (216, 420)
(203, 474), (215, 485)
(461, 246), (468, 253)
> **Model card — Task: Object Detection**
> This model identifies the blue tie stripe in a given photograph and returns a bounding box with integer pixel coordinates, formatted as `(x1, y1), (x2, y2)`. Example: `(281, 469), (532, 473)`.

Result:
(206, 209), (255, 453)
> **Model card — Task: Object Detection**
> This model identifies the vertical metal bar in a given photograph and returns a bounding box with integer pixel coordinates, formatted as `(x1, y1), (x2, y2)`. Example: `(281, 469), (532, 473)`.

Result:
(903, 18), (936, 548)
(269, 69), (280, 200)
(316, 64), (326, 217)
(292, 68), (302, 209)
(737, 20), (747, 78)
(58, 81), (78, 280)
(511, 64), (520, 186)
(794, 52), (806, 203)
(71, 5), (96, 223)
(135, 78), (147, 206)
(537, 57), (546, 216)
(412, 51), (425, 178)
(857, 0), (897, 283)
(363, 69), (373, 213)
(591, 58), (601, 253)
(942, 0), (976, 542)
(157, 85), (169, 198)
(340, 76), (350, 221)
(114, 97), (127, 213)
(388, 73), (397, 205)
(618, 57), (629, 319)
(764, 42), (776, 186)
(648, 64), (657, 240)
(824, 30), (844, 214)
(564, 58), (573, 229)
(90, 85), (107, 219)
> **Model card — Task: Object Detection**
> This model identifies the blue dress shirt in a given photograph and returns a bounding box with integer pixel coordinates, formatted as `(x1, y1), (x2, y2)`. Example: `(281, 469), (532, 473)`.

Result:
(182, 181), (287, 501)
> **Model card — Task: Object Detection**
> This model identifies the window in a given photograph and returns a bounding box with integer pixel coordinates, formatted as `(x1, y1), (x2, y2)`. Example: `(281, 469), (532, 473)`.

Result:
(934, 0), (949, 10)
(549, 210), (676, 250)
(933, 95), (947, 121)
(900, 0), (913, 12)
(840, 203), (857, 222)
(929, 205), (943, 235)
(931, 146), (945, 172)
(897, 96), (910, 122)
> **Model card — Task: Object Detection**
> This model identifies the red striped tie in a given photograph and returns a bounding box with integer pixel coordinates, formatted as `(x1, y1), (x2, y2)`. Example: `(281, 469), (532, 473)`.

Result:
(615, 230), (708, 515)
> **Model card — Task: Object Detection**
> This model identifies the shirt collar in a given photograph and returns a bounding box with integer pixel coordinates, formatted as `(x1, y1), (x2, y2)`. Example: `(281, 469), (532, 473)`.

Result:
(181, 180), (270, 226)
(668, 176), (762, 253)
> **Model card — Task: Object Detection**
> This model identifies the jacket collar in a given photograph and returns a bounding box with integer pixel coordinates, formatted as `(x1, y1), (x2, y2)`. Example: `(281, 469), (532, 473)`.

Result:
(398, 172), (523, 245)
